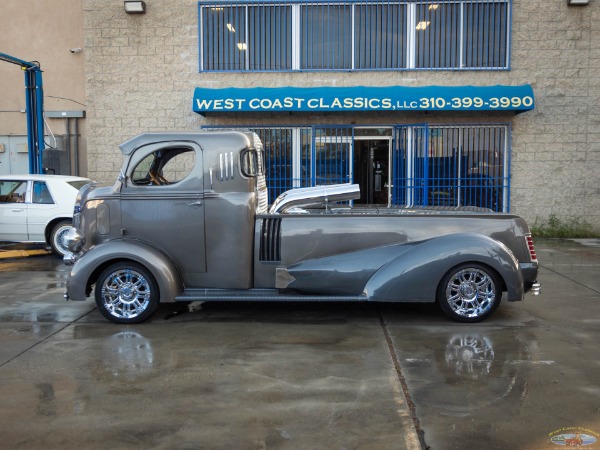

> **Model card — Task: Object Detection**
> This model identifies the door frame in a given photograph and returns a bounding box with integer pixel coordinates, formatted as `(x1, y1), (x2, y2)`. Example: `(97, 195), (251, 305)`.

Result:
(353, 135), (393, 206)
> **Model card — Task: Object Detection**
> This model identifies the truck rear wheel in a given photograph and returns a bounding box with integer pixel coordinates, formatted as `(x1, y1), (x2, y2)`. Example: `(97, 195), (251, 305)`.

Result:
(95, 262), (159, 324)
(437, 263), (502, 323)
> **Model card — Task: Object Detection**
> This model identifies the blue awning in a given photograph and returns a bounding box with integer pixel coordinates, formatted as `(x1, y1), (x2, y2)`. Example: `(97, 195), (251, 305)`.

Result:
(193, 84), (534, 115)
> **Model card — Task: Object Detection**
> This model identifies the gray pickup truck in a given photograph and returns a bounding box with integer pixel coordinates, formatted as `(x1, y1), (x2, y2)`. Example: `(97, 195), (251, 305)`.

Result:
(64, 130), (540, 324)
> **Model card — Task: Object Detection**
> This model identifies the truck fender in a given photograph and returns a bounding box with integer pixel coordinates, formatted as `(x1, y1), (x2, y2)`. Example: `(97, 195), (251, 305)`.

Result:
(66, 239), (182, 302)
(363, 233), (524, 303)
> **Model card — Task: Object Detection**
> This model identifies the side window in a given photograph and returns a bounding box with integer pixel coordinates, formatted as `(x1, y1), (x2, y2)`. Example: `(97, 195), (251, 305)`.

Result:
(0, 181), (27, 203)
(132, 154), (156, 185)
(131, 147), (196, 186)
(32, 181), (54, 204)
(162, 150), (195, 183)
(240, 149), (263, 178)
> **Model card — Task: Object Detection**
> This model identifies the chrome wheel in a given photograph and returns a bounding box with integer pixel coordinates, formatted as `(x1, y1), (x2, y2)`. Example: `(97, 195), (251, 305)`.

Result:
(438, 264), (501, 322)
(50, 220), (72, 256)
(95, 263), (159, 324)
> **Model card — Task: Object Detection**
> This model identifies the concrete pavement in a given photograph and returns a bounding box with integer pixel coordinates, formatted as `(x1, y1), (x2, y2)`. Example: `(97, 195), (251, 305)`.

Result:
(0, 239), (599, 449)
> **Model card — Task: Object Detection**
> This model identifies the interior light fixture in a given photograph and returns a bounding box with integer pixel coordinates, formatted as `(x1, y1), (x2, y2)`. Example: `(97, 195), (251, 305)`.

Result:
(227, 23), (236, 32)
(428, 4), (439, 10)
(124, 1), (146, 14)
(567, 0), (589, 5)
(237, 43), (247, 51)
(416, 21), (430, 30)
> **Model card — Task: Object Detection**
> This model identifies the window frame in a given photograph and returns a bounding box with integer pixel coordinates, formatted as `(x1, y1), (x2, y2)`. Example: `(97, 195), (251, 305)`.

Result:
(198, 0), (512, 72)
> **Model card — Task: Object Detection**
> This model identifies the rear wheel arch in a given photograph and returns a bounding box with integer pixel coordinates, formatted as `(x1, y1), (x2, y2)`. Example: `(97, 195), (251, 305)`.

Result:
(438, 259), (508, 292)
(436, 262), (504, 323)
(364, 234), (513, 303)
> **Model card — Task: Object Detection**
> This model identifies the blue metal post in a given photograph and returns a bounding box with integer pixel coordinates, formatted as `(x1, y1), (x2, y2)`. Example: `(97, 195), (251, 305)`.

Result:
(34, 68), (45, 174)
(0, 53), (45, 174)
(23, 68), (36, 174)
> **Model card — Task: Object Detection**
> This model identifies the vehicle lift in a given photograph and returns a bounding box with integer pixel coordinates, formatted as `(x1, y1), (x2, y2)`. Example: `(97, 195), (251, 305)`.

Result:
(0, 52), (45, 174)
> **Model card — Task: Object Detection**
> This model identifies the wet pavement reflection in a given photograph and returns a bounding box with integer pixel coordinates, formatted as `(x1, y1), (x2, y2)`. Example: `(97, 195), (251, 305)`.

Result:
(382, 238), (600, 449)
(0, 240), (599, 449)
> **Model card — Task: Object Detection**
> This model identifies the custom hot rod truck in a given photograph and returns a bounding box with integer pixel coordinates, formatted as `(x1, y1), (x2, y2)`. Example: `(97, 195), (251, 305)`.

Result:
(64, 130), (540, 324)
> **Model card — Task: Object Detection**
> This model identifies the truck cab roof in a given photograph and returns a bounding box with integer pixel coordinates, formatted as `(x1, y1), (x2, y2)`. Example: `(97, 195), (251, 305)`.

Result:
(119, 130), (258, 156)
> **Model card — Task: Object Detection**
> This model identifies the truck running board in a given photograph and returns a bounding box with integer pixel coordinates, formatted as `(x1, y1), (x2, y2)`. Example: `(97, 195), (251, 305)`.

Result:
(175, 289), (363, 302)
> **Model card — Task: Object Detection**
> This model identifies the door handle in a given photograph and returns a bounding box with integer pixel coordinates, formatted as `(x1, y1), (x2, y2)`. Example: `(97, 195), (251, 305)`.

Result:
(12, 209), (24, 212)
(187, 201), (203, 206)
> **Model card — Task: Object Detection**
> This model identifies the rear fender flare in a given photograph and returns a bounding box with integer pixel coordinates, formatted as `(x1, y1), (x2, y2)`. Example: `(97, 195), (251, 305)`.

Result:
(363, 233), (523, 303)
(66, 239), (182, 302)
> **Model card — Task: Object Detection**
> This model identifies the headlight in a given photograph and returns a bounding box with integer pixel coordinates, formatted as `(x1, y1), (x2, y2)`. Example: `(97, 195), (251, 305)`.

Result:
(65, 227), (85, 253)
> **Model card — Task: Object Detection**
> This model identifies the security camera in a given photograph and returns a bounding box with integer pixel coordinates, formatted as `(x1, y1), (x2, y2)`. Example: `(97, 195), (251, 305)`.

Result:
(69, 48), (82, 54)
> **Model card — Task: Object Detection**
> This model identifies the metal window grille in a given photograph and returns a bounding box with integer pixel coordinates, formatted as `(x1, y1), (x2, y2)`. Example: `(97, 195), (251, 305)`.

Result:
(393, 125), (429, 206)
(311, 126), (353, 186)
(199, 0), (511, 72)
(201, 5), (246, 70)
(251, 128), (295, 201)
(414, 2), (461, 69)
(463, 1), (509, 69)
(209, 124), (509, 212)
(302, 4), (352, 69)
(249, 5), (293, 70)
(200, 4), (292, 71)
(355, 3), (408, 69)
(393, 124), (508, 211)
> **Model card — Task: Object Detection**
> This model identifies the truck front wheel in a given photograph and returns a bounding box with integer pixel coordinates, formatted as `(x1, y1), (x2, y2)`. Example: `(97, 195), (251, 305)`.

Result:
(95, 262), (159, 324)
(437, 263), (502, 323)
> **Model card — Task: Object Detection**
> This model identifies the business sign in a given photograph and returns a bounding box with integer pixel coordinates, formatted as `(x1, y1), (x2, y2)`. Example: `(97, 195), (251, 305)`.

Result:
(193, 85), (534, 115)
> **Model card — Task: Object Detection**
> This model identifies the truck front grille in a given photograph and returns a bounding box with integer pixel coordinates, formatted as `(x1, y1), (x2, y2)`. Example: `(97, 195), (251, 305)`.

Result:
(260, 218), (281, 262)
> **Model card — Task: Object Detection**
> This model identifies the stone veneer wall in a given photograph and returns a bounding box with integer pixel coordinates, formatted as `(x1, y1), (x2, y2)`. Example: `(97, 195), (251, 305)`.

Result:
(83, 0), (600, 230)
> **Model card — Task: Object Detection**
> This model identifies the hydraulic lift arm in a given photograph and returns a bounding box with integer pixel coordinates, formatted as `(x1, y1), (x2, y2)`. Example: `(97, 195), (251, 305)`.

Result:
(0, 52), (45, 174)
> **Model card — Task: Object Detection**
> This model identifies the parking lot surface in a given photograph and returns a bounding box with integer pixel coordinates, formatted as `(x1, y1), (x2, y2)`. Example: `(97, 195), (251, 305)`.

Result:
(0, 239), (599, 449)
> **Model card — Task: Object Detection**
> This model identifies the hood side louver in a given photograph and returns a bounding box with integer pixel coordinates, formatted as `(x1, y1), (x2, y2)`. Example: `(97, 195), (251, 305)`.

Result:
(260, 218), (281, 262)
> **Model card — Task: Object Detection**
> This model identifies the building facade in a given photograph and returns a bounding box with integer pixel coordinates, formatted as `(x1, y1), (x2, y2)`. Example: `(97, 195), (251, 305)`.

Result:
(1, 0), (599, 229)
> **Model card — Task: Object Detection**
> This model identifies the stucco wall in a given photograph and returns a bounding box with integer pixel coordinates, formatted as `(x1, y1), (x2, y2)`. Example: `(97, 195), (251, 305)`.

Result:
(0, 0), (87, 173)
(82, 0), (600, 230)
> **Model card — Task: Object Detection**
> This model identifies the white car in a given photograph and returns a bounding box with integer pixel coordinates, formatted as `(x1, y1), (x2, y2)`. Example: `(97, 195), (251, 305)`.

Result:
(0, 174), (92, 256)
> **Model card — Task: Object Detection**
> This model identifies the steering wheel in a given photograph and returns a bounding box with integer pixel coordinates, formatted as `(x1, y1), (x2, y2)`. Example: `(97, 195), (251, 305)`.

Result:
(149, 170), (168, 185)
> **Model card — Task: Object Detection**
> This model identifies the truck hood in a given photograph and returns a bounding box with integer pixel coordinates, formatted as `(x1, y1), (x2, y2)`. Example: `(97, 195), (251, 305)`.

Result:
(77, 181), (118, 205)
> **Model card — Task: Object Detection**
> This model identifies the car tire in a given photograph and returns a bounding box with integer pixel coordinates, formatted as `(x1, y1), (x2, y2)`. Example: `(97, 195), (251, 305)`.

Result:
(49, 220), (72, 256)
(437, 263), (502, 323)
(95, 262), (159, 324)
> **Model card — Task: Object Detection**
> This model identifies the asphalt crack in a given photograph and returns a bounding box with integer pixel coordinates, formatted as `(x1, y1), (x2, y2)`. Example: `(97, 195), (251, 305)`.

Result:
(0, 307), (97, 369)
(540, 264), (600, 296)
(378, 307), (428, 450)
